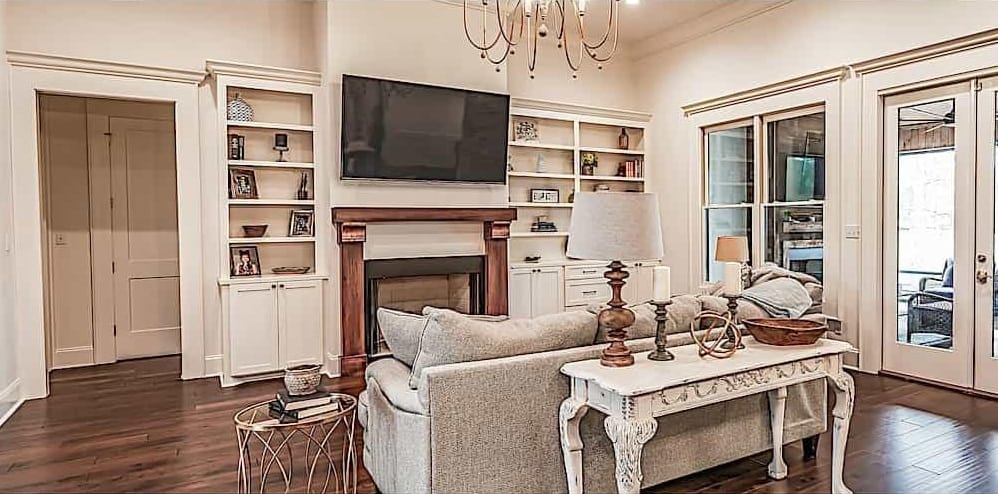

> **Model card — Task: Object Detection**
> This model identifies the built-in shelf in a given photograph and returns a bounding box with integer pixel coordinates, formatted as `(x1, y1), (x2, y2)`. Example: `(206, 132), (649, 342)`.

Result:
(229, 199), (316, 206)
(218, 273), (329, 286)
(229, 236), (315, 244)
(228, 160), (314, 169)
(509, 202), (574, 208)
(227, 120), (314, 132)
(510, 231), (570, 238)
(579, 146), (644, 155)
(509, 141), (575, 151)
(580, 176), (645, 182)
(508, 171), (576, 180)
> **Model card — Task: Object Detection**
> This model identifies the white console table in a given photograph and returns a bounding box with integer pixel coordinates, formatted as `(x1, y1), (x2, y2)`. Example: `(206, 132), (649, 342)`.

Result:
(558, 338), (855, 494)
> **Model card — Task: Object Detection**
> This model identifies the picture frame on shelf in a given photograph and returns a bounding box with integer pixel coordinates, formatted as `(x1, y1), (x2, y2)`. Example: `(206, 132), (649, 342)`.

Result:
(229, 168), (258, 199)
(530, 188), (560, 203)
(289, 209), (315, 237)
(513, 119), (539, 142)
(230, 246), (261, 277)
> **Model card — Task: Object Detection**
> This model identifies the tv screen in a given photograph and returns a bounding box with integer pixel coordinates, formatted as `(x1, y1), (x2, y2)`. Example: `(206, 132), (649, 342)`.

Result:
(341, 75), (510, 184)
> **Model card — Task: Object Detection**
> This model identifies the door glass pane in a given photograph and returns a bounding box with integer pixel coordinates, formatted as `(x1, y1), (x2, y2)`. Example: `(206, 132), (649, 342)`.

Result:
(706, 126), (753, 205)
(706, 207), (751, 281)
(896, 99), (956, 349)
(765, 205), (823, 281)
(765, 112), (825, 278)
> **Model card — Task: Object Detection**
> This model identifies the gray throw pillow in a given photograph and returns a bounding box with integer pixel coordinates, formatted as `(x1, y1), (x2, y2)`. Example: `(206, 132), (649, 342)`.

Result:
(409, 308), (598, 388)
(591, 295), (701, 343)
(377, 307), (511, 368)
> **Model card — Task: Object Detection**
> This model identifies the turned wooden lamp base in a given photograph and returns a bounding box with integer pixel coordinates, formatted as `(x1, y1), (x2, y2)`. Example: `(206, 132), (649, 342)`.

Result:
(598, 260), (636, 367)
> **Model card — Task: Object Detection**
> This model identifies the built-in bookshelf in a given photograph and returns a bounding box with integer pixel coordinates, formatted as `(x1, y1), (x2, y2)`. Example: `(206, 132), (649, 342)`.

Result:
(208, 62), (326, 285)
(506, 100), (652, 264)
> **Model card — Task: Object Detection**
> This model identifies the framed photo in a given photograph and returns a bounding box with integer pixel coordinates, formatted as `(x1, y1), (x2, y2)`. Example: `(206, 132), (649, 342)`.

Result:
(230, 246), (261, 277)
(289, 209), (315, 237)
(229, 168), (258, 199)
(513, 119), (539, 142)
(530, 188), (560, 203)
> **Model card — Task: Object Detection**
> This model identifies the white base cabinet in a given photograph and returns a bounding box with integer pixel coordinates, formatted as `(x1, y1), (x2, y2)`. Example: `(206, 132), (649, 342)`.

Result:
(223, 279), (324, 382)
(509, 266), (565, 319)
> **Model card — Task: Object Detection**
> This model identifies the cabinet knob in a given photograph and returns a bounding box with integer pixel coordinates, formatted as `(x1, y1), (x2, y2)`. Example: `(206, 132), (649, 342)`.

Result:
(271, 284), (277, 288)
(279, 283), (285, 288)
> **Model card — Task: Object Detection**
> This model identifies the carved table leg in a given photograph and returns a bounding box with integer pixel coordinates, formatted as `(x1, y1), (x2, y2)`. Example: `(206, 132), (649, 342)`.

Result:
(828, 370), (855, 494)
(604, 416), (657, 494)
(559, 398), (590, 494)
(767, 386), (789, 480)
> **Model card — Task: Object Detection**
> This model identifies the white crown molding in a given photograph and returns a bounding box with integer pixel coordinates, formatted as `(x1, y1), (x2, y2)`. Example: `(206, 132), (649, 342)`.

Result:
(6, 51), (204, 84)
(206, 60), (321, 86)
(631, 0), (793, 61)
(851, 28), (998, 75)
(511, 97), (652, 122)
(682, 67), (847, 117)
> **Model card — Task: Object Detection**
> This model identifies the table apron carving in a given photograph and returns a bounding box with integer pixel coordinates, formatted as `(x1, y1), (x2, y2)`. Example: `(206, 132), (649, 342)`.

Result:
(558, 342), (854, 494)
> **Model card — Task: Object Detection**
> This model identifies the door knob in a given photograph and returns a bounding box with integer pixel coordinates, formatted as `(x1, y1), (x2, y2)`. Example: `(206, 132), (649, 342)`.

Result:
(977, 270), (992, 285)
(979, 253), (989, 263)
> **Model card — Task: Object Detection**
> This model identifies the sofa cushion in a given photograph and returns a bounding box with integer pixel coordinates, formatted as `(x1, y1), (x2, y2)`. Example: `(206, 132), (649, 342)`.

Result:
(378, 308), (510, 367)
(408, 308), (598, 388)
(366, 357), (428, 415)
(591, 295), (701, 343)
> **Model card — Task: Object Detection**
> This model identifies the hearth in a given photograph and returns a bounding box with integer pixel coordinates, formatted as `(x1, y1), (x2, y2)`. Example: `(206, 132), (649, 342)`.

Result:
(365, 256), (485, 359)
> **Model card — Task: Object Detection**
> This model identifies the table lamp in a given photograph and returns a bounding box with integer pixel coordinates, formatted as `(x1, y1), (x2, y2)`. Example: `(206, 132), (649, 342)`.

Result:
(715, 235), (750, 288)
(567, 192), (664, 367)
(714, 235), (749, 350)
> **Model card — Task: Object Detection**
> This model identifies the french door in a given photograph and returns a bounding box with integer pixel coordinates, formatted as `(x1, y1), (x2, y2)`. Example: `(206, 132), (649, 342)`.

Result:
(884, 79), (998, 394)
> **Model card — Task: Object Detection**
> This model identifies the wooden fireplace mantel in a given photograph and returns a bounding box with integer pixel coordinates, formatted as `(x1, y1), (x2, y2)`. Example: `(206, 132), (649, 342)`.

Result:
(332, 207), (517, 376)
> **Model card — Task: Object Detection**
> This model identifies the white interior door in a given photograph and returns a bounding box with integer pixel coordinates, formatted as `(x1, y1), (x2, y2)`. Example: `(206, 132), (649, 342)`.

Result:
(974, 77), (998, 395)
(883, 83), (975, 387)
(111, 117), (181, 360)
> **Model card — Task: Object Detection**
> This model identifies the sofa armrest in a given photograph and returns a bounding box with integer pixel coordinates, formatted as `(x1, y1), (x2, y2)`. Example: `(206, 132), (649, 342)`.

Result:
(365, 358), (428, 416)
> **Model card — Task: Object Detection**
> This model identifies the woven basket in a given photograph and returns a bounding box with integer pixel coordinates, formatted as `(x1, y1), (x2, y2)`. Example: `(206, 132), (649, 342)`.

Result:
(284, 364), (322, 396)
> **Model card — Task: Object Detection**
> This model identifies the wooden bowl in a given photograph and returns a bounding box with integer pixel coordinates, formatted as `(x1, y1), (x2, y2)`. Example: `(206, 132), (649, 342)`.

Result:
(272, 266), (311, 275)
(743, 318), (827, 346)
(242, 225), (268, 238)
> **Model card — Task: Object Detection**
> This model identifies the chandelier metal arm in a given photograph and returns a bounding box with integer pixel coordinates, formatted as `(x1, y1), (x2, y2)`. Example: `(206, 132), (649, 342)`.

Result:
(578, 0), (618, 51)
(494, 0), (525, 46)
(462, 0), (503, 52)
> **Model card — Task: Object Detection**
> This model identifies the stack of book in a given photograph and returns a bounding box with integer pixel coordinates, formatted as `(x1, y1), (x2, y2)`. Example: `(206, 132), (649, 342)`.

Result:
(268, 387), (339, 423)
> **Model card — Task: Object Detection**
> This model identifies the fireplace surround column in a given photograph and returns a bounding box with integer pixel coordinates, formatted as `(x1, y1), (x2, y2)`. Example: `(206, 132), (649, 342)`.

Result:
(332, 208), (516, 377)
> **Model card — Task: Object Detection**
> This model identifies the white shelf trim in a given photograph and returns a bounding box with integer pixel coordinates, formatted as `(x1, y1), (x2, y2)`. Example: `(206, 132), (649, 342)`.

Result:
(509, 141), (575, 151)
(510, 97), (652, 123)
(218, 273), (328, 286)
(206, 60), (321, 86)
(509, 202), (574, 208)
(229, 237), (316, 244)
(229, 199), (316, 206)
(6, 50), (205, 84)
(580, 176), (645, 182)
(510, 231), (569, 238)
(579, 146), (645, 156)
(227, 120), (314, 132)
(228, 160), (314, 169)
(508, 171), (576, 180)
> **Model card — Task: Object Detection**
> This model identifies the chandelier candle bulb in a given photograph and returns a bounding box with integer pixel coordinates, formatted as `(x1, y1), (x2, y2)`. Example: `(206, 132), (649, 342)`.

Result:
(652, 265), (671, 302)
(724, 262), (742, 296)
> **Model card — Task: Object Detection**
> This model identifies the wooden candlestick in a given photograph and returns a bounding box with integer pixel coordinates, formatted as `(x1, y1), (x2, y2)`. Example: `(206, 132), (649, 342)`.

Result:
(598, 260), (635, 367)
(647, 300), (675, 361)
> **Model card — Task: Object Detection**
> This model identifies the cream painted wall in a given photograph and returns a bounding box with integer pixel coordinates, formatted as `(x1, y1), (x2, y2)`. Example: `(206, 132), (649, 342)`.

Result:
(634, 0), (998, 354)
(0, 0), (20, 418)
(5, 0), (318, 72)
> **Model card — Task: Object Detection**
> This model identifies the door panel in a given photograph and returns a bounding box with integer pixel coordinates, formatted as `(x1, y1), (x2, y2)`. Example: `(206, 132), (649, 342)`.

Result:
(508, 269), (533, 319)
(883, 83), (974, 387)
(229, 284), (280, 376)
(111, 117), (181, 360)
(280, 281), (323, 368)
(531, 267), (564, 317)
(975, 78), (998, 395)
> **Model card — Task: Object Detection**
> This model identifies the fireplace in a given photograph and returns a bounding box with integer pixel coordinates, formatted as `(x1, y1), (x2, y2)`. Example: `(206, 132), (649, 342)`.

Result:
(365, 256), (485, 359)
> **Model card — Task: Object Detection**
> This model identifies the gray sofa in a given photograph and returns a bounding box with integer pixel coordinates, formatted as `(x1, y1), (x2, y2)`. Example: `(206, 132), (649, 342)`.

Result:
(358, 300), (827, 494)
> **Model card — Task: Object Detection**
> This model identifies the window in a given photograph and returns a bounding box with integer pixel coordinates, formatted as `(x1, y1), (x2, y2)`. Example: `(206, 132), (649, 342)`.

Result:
(702, 108), (826, 282)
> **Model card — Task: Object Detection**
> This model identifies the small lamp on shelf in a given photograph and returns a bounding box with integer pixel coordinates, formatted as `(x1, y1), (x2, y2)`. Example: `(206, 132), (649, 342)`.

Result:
(715, 235), (751, 288)
(567, 192), (664, 367)
(715, 235), (750, 350)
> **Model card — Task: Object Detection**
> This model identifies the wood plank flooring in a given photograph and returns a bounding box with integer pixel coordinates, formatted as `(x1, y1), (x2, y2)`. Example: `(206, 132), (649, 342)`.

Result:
(0, 357), (996, 493)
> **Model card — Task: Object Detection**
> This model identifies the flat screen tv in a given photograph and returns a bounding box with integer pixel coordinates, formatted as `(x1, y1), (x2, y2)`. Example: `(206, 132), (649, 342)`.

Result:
(340, 75), (510, 184)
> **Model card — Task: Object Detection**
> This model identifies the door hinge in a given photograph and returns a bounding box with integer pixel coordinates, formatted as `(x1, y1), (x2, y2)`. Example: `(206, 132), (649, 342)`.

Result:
(112, 261), (116, 273)
(110, 197), (114, 209)
(113, 324), (117, 336)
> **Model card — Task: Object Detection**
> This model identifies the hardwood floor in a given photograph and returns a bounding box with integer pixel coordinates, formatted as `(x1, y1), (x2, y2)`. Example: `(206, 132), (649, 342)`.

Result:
(0, 357), (996, 493)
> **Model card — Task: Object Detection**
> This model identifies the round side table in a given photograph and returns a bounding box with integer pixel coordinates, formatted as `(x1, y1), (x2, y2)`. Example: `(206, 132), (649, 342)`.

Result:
(234, 393), (357, 494)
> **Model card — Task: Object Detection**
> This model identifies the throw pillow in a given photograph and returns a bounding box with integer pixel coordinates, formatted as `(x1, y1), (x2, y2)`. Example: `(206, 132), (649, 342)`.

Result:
(590, 295), (701, 343)
(377, 308), (511, 368)
(409, 308), (598, 388)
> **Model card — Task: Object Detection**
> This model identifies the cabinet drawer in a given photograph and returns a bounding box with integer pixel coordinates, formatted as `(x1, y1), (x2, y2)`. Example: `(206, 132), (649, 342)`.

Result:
(566, 281), (610, 306)
(566, 265), (605, 280)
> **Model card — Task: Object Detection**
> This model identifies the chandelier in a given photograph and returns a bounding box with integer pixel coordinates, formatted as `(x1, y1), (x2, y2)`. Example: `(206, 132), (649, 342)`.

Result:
(462, 0), (624, 79)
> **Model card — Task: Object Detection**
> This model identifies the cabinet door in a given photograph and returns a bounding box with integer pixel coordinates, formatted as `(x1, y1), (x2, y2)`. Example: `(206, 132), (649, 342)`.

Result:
(635, 261), (659, 303)
(621, 263), (641, 303)
(229, 283), (280, 376)
(531, 266), (565, 317)
(279, 280), (324, 368)
(508, 268), (534, 319)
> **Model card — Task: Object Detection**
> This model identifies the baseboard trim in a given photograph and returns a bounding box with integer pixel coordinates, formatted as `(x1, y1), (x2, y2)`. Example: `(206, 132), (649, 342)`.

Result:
(325, 352), (342, 379)
(843, 364), (877, 375)
(0, 379), (24, 429)
(204, 354), (223, 377)
(51, 346), (95, 369)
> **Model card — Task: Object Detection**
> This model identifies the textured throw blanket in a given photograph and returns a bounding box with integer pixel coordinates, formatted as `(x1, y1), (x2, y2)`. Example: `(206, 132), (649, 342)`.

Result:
(740, 277), (813, 318)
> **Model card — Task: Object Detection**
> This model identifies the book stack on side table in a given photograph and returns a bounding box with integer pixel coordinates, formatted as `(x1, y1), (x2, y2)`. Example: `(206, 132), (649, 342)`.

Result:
(268, 387), (340, 423)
